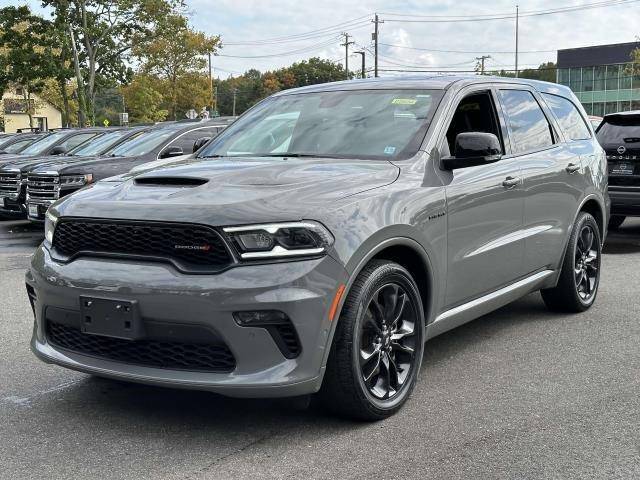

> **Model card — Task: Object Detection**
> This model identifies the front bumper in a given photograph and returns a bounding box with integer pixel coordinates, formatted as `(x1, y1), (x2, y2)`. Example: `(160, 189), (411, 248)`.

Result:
(0, 196), (27, 218)
(608, 187), (640, 216)
(28, 246), (349, 397)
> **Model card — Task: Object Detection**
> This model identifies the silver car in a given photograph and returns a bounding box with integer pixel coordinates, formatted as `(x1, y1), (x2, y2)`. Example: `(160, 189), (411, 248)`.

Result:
(28, 77), (609, 420)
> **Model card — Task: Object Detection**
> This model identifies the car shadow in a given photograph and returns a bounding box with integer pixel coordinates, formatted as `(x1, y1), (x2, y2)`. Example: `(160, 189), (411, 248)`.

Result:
(55, 293), (552, 431)
(603, 220), (640, 254)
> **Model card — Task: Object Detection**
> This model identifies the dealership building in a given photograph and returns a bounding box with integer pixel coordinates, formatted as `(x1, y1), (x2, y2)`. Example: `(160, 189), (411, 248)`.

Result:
(556, 41), (640, 116)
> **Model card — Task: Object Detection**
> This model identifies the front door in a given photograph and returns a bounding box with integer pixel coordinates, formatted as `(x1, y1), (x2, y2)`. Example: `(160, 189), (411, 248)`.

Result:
(442, 88), (525, 309)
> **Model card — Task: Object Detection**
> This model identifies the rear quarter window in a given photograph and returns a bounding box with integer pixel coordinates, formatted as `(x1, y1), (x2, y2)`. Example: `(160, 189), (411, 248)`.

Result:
(542, 93), (591, 141)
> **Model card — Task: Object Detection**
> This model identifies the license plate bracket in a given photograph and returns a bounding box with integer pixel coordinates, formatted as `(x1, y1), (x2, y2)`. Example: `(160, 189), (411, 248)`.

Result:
(79, 296), (143, 340)
(28, 204), (39, 218)
(611, 162), (635, 175)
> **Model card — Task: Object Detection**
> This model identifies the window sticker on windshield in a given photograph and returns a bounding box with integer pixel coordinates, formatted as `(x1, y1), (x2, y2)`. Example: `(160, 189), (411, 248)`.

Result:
(391, 98), (417, 105)
(384, 146), (397, 155)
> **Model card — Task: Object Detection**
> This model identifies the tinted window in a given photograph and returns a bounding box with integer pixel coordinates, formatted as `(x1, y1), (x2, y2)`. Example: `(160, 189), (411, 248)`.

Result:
(596, 116), (640, 147)
(70, 129), (135, 156)
(59, 132), (101, 151)
(20, 131), (68, 155)
(109, 129), (176, 157)
(542, 93), (591, 141)
(2, 138), (34, 153)
(199, 89), (444, 160)
(499, 90), (554, 154)
(168, 127), (219, 153)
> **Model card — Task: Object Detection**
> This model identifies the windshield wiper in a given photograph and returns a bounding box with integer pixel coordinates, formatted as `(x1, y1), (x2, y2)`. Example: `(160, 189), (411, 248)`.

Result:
(198, 154), (225, 158)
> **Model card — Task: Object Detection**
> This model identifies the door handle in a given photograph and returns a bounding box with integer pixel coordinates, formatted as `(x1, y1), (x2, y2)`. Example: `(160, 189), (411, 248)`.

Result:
(502, 176), (520, 189)
(566, 163), (580, 173)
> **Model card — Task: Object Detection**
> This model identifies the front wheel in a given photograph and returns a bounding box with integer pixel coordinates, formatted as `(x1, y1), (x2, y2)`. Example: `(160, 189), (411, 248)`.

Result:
(318, 260), (425, 420)
(541, 212), (601, 313)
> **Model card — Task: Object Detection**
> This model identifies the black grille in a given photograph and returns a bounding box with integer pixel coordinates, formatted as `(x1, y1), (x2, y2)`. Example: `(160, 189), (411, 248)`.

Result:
(47, 321), (236, 372)
(273, 323), (301, 358)
(52, 219), (233, 272)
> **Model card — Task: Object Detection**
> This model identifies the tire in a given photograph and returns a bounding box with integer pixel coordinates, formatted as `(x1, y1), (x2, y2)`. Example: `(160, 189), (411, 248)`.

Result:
(541, 212), (601, 313)
(318, 260), (425, 421)
(608, 215), (625, 230)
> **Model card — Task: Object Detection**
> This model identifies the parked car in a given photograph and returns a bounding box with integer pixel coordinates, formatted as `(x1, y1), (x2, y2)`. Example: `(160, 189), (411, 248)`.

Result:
(0, 133), (41, 155)
(25, 118), (232, 221)
(28, 77), (608, 420)
(21, 127), (150, 221)
(0, 128), (107, 217)
(595, 110), (640, 229)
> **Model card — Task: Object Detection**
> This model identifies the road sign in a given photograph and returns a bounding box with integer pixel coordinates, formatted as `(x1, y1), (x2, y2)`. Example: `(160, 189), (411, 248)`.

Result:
(103, 119), (110, 127)
(185, 109), (198, 120)
(119, 112), (129, 125)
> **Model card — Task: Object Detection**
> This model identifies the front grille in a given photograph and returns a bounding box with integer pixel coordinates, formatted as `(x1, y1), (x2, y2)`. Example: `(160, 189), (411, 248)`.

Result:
(47, 320), (236, 372)
(0, 170), (20, 199)
(27, 173), (59, 204)
(52, 219), (233, 272)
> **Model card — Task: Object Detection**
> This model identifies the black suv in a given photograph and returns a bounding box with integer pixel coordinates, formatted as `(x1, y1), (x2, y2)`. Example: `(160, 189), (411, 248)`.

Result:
(25, 118), (233, 221)
(596, 111), (640, 229)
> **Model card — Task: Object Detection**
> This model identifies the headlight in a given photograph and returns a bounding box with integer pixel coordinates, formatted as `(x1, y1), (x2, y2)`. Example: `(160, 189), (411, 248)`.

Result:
(223, 221), (334, 260)
(60, 174), (93, 187)
(44, 210), (58, 244)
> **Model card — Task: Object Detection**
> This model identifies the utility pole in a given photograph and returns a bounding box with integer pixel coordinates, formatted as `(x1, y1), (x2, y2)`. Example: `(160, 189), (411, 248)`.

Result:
(515, 5), (519, 78)
(475, 55), (491, 75)
(341, 32), (355, 78)
(232, 88), (238, 116)
(354, 51), (366, 78)
(208, 52), (214, 115)
(213, 85), (218, 117)
(372, 14), (384, 78)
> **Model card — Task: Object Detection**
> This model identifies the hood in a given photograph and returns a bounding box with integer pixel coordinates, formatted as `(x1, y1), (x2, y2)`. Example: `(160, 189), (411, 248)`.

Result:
(0, 153), (37, 170)
(129, 153), (194, 174)
(55, 157), (400, 225)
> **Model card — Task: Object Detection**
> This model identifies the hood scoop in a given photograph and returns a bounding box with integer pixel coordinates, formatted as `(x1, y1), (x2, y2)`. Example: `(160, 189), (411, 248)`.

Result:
(134, 176), (209, 187)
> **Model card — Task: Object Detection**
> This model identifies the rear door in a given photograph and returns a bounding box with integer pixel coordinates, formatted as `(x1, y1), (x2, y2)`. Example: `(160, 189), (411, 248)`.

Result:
(442, 86), (525, 309)
(496, 88), (588, 274)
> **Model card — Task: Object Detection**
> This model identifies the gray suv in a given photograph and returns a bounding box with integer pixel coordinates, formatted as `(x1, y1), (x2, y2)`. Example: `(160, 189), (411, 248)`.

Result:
(27, 77), (609, 420)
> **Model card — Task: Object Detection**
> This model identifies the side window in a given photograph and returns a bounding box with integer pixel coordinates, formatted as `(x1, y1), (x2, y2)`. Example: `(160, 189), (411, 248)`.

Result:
(542, 93), (591, 141)
(443, 91), (503, 157)
(170, 128), (219, 152)
(499, 90), (554, 154)
(59, 132), (100, 151)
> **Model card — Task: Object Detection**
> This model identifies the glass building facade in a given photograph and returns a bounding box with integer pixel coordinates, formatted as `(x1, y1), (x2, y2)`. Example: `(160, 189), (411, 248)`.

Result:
(556, 42), (640, 116)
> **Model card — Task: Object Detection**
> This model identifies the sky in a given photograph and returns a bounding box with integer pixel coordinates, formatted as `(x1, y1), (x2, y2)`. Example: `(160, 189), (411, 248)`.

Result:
(4, 0), (640, 78)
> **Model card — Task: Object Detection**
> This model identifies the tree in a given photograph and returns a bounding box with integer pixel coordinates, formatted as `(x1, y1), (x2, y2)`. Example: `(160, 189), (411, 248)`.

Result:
(519, 62), (557, 83)
(0, 6), (58, 129)
(121, 73), (167, 123)
(40, 77), (79, 126)
(134, 14), (219, 119)
(43, 0), (185, 125)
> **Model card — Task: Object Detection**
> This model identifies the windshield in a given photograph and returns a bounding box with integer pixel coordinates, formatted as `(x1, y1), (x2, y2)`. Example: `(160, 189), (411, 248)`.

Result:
(70, 129), (138, 156)
(198, 89), (444, 160)
(19, 131), (68, 155)
(1, 137), (35, 153)
(108, 128), (175, 157)
(597, 117), (640, 146)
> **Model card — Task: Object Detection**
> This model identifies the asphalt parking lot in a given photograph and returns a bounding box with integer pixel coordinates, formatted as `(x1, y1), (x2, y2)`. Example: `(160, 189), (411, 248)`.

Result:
(0, 218), (638, 480)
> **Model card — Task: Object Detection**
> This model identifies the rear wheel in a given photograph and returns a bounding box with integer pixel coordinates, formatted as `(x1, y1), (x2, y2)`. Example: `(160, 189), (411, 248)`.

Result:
(542, 212), (601, 313)
(608, 215), (625, 230)
(318, 260), (425, 420)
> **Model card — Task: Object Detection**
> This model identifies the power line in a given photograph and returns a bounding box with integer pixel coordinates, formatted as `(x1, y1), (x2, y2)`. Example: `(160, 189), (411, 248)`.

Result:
(378, 42), (556, 55)
(222, 16), (371, 45)
(217, 38), (340, 58)
(380, 0), (639, 22)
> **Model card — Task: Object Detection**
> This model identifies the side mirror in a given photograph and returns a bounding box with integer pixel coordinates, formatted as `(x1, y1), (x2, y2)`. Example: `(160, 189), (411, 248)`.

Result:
(192, 137), (211, 153)
(441, 132), (502, 170)
(160, 145), (184, 159)
(49, 145), (67, 155)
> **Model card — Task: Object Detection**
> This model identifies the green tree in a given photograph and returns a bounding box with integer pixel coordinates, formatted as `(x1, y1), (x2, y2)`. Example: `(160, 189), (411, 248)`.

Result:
(0, 6), (58, 129)
(519, 62), (557, 83)
(134, 14), (219, 119)
(43, 0), (185, 126)
(121, 73), (167, 123)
